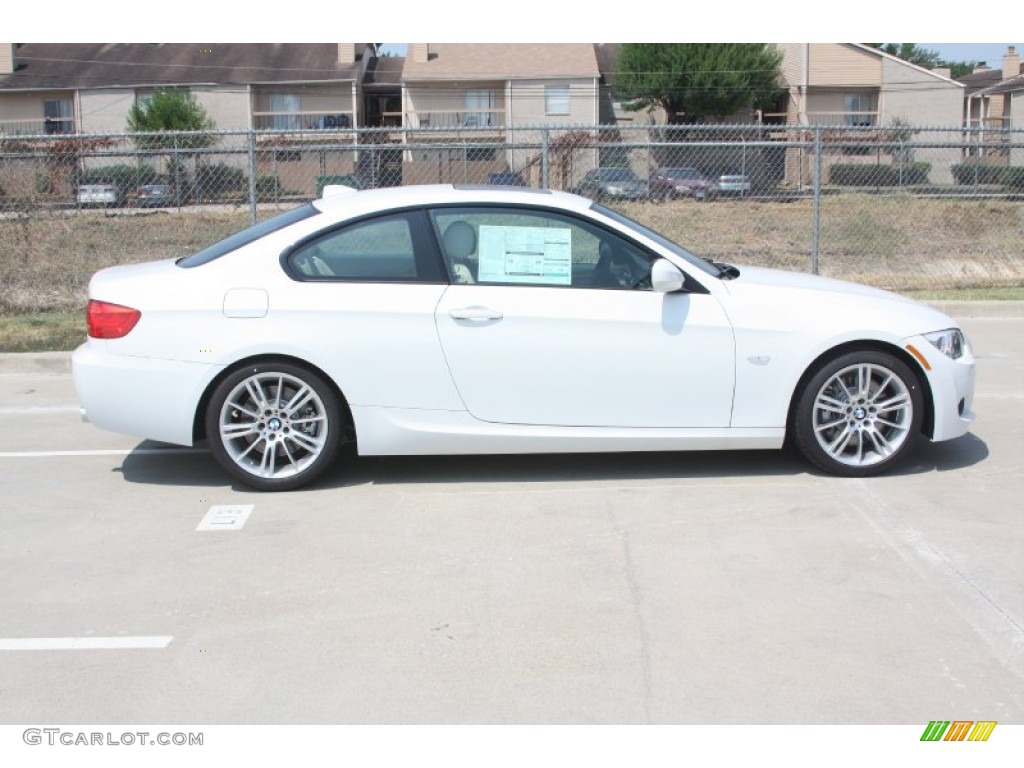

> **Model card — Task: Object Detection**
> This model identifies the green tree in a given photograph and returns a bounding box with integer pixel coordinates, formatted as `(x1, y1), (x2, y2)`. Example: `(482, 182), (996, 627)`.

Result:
(865, 44), (977, 80)
(126, 89), (216, 148)
(613, 44), (784, 124)
(866, 43), (943, 70)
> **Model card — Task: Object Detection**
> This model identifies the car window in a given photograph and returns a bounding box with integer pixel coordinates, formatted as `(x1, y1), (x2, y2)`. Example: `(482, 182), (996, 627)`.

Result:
(289, 213), (435, 282)
(178, 203), (320, 268)
(429, 206), (653, 290)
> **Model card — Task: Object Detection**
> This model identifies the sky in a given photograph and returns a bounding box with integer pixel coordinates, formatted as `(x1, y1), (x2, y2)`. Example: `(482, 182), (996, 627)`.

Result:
(921, 43), (1021, 68)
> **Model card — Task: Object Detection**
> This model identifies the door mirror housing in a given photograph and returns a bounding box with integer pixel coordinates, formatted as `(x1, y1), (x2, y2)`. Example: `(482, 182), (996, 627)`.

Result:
(651, 258), (686, 293)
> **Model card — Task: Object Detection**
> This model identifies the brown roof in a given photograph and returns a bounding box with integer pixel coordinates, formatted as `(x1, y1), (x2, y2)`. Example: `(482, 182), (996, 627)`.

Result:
(593, 44), (621, 82)
(0, 43), (366, 90)
(402, 44), (599, 81)
(978, 73), (1024, 96)
(956, 68), (1004, 96)
(363, 55), (404, 90)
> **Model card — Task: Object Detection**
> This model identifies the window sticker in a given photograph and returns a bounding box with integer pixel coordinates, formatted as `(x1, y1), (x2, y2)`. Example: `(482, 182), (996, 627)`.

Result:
(477, 225), (572, 285)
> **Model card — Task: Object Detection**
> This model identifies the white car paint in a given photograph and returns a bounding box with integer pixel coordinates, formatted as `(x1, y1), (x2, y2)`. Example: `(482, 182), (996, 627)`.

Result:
(72, 184), (976, 488)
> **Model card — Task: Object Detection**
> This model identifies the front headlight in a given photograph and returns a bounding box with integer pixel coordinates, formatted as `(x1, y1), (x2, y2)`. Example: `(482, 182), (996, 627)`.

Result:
(924, 328), (968, 360)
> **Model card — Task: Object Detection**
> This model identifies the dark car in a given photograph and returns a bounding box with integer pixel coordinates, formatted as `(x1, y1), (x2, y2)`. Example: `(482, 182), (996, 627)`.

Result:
(649, 167), (719, 201)
(572, 168), (649, 201)
(487, 172), (527, 187)
(135, 183), (180, 208)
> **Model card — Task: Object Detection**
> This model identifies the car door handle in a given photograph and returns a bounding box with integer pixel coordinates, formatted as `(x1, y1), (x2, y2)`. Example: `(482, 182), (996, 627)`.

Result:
(448, 306), (503, 321)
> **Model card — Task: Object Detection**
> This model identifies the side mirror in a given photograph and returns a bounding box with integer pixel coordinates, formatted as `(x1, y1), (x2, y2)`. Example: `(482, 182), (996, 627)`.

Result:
(651, 258), (686, 293)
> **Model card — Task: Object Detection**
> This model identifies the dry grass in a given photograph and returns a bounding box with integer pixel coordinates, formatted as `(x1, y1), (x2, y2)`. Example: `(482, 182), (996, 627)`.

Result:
(1, 197), (1022, 322)
(618, 195), (1024, 291)
(0, 208), (250, 314)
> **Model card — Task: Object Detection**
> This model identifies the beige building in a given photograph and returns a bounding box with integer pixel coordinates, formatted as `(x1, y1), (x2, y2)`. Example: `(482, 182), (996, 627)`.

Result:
(0, 44), (371, 134)
(959, 47), (1024, 166)
(777, 43), (965, 185)
(400, 44), (602, 184)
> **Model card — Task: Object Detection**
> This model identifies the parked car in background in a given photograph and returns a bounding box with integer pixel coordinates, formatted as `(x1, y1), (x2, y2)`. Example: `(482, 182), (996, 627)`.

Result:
(77, 183), (122, 207)
(649, 168), (719, 200)
(717, 174), (752, 195)
(572, 168), (649, 201)
(73, 184), (976, 491)
(135, 183), (180, 208)
(487, 172), (527, 187)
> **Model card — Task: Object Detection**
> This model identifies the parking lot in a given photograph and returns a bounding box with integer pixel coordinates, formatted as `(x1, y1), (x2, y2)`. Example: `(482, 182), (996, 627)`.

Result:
(1, 308), (1021, 725)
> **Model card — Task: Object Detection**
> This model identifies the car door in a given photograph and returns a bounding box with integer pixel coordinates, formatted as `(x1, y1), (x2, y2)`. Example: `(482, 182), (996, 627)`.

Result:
(430, 206), (736, 428)
(278, 210), (460, 411)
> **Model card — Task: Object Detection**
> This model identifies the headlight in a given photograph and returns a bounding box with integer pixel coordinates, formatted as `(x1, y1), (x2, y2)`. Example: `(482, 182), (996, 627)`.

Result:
(923, 329), (968, 360)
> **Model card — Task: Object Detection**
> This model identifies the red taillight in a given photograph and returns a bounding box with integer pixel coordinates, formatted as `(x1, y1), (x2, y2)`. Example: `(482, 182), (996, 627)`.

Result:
(87, 300), (141, 339)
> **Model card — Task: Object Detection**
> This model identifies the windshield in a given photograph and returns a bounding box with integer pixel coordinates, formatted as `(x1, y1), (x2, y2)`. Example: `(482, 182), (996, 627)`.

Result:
(591, 203), (722, 277)
(177, 204), (320, 268)
(599, 169), (639, 182)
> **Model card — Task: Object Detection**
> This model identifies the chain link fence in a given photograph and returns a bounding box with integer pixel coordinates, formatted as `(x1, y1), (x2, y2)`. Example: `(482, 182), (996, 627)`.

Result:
(2, 124), (1023, 313)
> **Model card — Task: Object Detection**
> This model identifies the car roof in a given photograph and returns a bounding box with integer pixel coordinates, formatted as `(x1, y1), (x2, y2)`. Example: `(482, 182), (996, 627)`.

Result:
(311, 183), (594, 218)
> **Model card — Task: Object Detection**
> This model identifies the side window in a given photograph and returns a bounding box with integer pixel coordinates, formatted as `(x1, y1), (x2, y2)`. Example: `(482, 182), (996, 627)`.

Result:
(289, 213), (433, 282)
(429, 207), (653, 290)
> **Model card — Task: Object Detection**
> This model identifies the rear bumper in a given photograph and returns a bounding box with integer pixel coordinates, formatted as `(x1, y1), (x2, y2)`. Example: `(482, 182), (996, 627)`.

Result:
(73, 340), (222, 446)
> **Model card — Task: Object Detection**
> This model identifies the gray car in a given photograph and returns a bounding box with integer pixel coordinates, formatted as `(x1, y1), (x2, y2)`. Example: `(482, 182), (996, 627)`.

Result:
(573, 168), (649, 201)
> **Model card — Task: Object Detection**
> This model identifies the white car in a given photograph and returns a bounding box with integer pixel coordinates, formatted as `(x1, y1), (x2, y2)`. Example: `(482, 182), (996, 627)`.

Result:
(77, 183), (121, 207)
(73, 184), (976, 491)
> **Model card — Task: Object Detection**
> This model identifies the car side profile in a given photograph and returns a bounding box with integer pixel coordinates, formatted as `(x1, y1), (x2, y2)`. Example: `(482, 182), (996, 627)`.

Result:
(73, 184), (976, 491)
(649, 167), (719, 200)
(572, 168), (649, 201)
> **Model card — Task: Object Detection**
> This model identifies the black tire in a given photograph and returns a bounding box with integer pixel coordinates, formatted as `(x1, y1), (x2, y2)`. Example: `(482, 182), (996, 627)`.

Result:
(792, 350), (923, 477)
(205, 361), (343, 491)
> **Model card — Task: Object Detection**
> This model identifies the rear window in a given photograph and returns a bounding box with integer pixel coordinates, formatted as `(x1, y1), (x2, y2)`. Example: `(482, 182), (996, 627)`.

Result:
(177, 204), (321, 268)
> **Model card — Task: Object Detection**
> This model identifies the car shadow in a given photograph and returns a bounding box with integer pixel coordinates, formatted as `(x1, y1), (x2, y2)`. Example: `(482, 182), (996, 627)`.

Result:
(116, 432), (989, 491)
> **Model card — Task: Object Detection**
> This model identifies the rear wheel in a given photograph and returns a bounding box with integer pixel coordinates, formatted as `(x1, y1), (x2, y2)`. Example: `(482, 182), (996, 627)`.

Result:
(206, 362), (343, 491)
(793, 351), (923, 476)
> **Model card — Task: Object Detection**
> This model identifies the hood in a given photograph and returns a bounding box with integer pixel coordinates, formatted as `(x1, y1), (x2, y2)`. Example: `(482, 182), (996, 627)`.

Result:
(718, 265), (958, 338)
(732, 265), (918, 304)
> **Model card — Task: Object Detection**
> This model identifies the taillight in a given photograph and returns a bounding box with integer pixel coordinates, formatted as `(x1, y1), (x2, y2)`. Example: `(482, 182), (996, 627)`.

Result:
(87, 300), (141, 339)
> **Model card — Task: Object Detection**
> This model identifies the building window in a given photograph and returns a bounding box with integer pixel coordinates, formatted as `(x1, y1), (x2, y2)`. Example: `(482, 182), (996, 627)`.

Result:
(844, 94), (874, 127)
(270, 94), (301, 130)
(545, 85), (570, 116)
(43, 99), (74, 134)
(464, 89), (495, 127)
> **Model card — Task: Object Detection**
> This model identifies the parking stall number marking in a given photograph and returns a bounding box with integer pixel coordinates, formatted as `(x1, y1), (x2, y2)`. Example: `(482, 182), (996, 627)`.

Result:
(196, 505), (254, 531)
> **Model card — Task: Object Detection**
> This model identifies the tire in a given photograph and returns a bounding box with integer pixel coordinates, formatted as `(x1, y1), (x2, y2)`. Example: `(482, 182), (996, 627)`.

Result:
(792, 350), (923, 477)
(205, 362), (343, 491)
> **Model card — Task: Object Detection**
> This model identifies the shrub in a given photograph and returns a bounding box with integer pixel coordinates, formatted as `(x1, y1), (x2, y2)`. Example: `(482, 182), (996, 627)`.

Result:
(193, 163), (246, 198)
(77, 164), (161, 188)
(255, 175), (281, 201)
(1002, 167), (1024, 191)
(829, 162), (931, 186)
(951, 163), (1005, 185)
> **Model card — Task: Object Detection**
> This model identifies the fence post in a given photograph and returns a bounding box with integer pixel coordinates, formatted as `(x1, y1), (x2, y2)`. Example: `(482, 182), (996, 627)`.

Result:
(247, 129), (257, 225)
(541, 128), (549, 189)
(811, 126), (822, 275)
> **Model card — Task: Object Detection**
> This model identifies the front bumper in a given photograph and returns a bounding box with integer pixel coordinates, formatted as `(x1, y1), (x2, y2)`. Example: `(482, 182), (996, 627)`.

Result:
(903, 334), (976, 442)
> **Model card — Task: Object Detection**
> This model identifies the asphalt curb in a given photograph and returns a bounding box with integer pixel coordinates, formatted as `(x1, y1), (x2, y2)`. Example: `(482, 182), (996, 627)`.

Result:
(1, 301), (1022, 373)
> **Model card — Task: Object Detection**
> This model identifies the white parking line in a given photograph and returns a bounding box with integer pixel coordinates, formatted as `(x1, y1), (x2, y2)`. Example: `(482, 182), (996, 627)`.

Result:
(0, 405), (81, 414)
(0, 448), (209, 458)
(0, 636), (173, 650)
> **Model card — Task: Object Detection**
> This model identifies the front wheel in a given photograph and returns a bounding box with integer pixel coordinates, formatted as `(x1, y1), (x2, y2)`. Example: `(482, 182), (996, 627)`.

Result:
(206, 362), (343, 491)
(793, 351), (923, 476)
